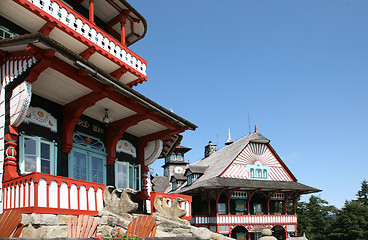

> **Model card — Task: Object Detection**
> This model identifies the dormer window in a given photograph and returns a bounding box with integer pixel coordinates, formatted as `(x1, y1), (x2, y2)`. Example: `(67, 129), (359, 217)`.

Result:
(187, 173), (193, 185)
(172, 180), (177, 191)
(247, 161), (270, 180)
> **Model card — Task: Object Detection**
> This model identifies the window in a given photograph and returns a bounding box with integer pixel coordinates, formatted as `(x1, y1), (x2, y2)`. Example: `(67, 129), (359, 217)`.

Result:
(171, 154), (177, 161)
(177, 153), (183, 161)
(187, 173), (193, 185)
(0, 25), (18, 39)
(253, 203), (262, 213)
(115, 161), (141, 191)
(19, 135), (56, 174)
(247, 161), (270, 180)
(236, 232), (246, 240)
(69, 132), (106, 184)
(172, 180), (177, 191)
(218, 203), (227, 215)
(235, 200), (247, 212)
(254, 233), (262, 240)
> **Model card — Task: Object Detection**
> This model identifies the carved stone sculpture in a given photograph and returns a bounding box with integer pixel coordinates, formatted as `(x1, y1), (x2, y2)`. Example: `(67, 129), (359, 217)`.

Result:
(153, 195), (187, 222)
(259, 228), (277, 240)
(101, 186), (138, 217)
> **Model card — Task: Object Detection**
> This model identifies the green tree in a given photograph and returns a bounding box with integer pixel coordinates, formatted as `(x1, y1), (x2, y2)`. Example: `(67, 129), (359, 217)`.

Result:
(357, 179), (368, 205)
(328, 200), (368, 240)
(296, 195), (337, 240)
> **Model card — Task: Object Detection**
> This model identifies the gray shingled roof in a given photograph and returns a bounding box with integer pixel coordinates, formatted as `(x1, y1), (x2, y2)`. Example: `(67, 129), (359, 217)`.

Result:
(182, 132), (269, 188)
(173, 132), (320, 194)
(151, 176), (169, 193)
(176, 177), (320, 194)
(185, 165), (208, 175)
(170, 173), (187, 182)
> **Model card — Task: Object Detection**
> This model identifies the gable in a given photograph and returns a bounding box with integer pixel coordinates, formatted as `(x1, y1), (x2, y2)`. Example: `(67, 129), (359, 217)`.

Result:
(220, 143), (294, 181)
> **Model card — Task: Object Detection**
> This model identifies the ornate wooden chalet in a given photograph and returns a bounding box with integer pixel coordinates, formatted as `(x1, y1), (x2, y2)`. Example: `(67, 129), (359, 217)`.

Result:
(0, 0), (197, 215)
(170, 131), (320, 240)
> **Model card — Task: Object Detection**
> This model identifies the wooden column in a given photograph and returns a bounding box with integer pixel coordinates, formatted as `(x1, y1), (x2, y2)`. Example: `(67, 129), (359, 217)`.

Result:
(89, 0), (94, 22)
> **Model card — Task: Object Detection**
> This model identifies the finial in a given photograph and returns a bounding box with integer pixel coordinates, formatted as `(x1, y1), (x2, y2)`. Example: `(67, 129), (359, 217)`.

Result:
(254, 125), (258, 133)
(225, 128), (234, 145)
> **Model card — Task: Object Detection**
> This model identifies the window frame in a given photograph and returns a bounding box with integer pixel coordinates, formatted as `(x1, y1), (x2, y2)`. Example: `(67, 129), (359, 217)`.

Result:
(19, 135), (57, 175)
(69, 132), (107, 184)
(114, 161), (141, 191)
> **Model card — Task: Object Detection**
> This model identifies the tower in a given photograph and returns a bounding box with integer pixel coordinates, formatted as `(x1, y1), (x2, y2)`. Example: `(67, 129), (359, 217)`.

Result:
(162, 145), (191, 179)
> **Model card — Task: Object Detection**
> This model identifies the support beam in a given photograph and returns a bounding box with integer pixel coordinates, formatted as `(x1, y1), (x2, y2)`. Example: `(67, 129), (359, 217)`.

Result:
(110, 67), (127, 80)
(79, 47), (96, 60)
(62, 90), (111, 153)
(38, 22), (56, 36)
(106, 114), (148, 164)
(24, 44), (55, 83)
(140, 128), (185, 143)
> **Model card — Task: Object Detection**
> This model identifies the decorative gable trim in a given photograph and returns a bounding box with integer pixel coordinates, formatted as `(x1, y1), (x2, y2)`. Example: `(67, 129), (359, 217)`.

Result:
(116, 139), (136, 158)
(23, 107), (57, 132)
(220, 143), (295, 181)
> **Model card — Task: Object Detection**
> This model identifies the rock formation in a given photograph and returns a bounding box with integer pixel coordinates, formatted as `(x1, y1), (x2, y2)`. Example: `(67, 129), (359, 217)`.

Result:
(153, 195), (187, 223)
(100, 186), (138, 218)
(259, 228), (277, 240)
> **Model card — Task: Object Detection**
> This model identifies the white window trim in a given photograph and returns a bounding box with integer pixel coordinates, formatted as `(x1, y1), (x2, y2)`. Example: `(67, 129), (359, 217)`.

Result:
(19, 135), (57, 175)
(114, 161), (141, 191)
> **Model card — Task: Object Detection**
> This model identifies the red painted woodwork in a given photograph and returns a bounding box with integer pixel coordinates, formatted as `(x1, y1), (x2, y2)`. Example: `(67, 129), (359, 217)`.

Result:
(13, 0), (147, 84)
(0, 210), (23, 238)
(79, 47), (97, 60)
(89, 0), (94, 23)
(63, 90), (112, 153)
(110, 67), (127, 80)
(105, 114), (149, 164)
(138, 139), (149, 200)
(127, 215), (156, 237)
(140, 128), (186, 143)
(2, 172), (104, 215)
(38, 22), (56, 36)
(3, 126), (19, 181)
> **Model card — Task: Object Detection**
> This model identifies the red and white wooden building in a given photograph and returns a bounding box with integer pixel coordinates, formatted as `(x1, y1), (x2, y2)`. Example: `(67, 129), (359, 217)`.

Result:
(168, 131), (320, 240)
(0, 0), (197, 216)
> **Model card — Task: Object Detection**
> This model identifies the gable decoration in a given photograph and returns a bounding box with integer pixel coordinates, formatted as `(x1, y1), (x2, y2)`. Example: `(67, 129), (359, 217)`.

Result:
(23, 107), (57, 132)
(116, 139), (137, 158)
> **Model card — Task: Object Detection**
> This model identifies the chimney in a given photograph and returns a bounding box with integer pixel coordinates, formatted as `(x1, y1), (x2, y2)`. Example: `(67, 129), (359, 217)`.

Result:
(204, 141), (216, 158)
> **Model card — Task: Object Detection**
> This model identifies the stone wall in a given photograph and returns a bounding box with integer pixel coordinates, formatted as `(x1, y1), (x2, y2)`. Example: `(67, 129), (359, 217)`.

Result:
(20, 213), (233, 240)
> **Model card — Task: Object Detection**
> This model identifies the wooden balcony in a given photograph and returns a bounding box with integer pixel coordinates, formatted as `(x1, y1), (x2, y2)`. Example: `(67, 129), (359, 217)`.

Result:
(193, 214), (297, 227)
(2, 172), (104, 215)
(3, 0), (147, 85)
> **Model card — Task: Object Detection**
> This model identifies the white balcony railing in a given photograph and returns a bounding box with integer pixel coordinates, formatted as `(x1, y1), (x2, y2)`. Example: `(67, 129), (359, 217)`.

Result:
(17, 0), (147, 77)
(2, 172), (104, 215)
(194, 214), (297, 225)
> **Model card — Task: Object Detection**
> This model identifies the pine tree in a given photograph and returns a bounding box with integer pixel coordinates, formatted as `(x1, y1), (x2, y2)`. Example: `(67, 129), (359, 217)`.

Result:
(357, 179), (368, 205)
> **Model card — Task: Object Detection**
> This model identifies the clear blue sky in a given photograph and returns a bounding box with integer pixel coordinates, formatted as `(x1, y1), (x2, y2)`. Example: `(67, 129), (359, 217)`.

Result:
(130, 0), (368, 209)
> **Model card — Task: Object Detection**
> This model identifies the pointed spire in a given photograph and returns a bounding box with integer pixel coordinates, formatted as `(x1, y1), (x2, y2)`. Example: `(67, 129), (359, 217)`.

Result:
(225, 128), (234, 145)
(254, 124), (258, 133)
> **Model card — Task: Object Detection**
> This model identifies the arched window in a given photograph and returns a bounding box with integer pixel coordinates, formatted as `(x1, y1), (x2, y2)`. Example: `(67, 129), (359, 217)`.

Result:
(246, 161), (270, 180)
(69, 132), (106, 184)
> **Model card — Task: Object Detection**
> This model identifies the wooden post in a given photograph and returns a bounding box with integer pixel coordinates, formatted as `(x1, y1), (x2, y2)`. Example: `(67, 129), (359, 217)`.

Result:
(89, 0), (94, 22)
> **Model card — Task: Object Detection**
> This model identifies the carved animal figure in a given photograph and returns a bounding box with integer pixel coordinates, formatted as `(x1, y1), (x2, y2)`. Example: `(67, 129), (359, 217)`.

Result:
(153, 195), (187, 221)
(102, 186), (138, 216)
